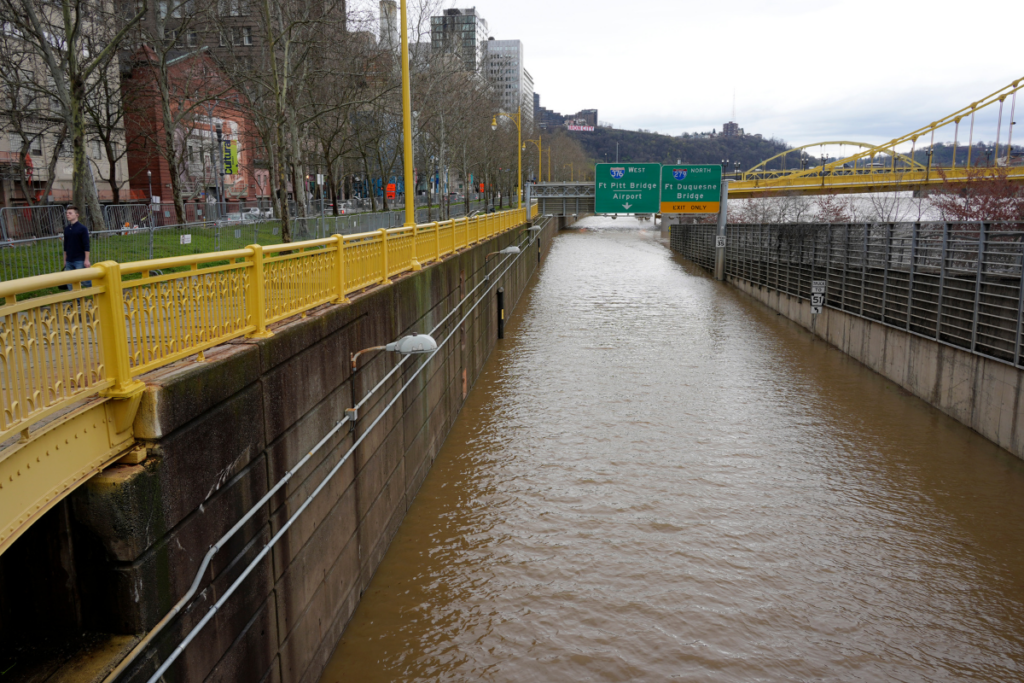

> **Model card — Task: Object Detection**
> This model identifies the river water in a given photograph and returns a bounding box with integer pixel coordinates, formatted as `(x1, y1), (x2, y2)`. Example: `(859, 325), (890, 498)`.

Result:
(320, 217), (1024, 682)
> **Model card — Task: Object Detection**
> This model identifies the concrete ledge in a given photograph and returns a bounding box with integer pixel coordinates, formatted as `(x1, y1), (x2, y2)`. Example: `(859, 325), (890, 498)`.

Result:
(728, 275), (1024, 461)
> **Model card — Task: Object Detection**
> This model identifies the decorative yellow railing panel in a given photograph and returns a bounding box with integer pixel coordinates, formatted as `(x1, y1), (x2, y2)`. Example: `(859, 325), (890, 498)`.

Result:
(121, 254), (253, 375)
(387, 228), (415, 278)
(0, 282), (110, 438)
(0, 205), (533, 442)
(263, 241), (337, 325)
(343, 234), (385, 292)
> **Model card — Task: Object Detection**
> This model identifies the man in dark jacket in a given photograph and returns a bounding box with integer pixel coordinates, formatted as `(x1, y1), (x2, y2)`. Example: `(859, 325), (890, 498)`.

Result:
(62, 205), (91, 289)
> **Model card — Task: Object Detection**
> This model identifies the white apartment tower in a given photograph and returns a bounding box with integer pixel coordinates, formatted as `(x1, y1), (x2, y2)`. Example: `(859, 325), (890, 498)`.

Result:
(483, 39), (533, 125)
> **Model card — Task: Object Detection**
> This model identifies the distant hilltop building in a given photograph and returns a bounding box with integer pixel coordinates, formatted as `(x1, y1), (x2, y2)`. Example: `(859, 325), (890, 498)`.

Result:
(533, 94), (597, 131)
(722, 121), (743, 137)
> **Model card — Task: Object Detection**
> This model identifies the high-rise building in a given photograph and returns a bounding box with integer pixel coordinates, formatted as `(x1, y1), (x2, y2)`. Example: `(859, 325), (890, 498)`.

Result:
(483, 38), (532, 124)
(379, 0), (398, 52)
(430, 8), (488, 71)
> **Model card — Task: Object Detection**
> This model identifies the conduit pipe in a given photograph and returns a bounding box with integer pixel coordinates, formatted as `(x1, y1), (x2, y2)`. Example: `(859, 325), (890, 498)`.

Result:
(107, 227), (542, 682)
(101, 415), (352, 683)
(143, 234), (536, 683)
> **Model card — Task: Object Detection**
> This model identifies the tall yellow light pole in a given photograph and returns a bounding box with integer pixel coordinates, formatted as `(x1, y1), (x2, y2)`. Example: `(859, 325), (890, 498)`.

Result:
(524, 136), (542, 182)
(491, 107), (522, 209)
(400, 0), (415, 227)
(564, 163), (574, 181)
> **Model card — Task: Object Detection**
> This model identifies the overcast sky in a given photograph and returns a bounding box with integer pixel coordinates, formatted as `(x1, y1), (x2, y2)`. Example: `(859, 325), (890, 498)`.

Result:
(475, 0), (1021, 151)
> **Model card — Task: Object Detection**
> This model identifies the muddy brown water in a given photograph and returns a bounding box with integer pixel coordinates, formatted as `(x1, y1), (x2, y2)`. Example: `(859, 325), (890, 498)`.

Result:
(320, 217), (1024, 682)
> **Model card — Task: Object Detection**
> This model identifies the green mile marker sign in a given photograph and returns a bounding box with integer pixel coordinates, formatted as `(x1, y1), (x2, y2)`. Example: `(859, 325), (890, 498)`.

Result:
(595, 163), (661, 214)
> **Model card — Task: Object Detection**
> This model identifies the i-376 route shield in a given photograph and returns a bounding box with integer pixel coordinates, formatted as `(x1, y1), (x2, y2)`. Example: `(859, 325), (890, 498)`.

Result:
(595, 163), (661, 214)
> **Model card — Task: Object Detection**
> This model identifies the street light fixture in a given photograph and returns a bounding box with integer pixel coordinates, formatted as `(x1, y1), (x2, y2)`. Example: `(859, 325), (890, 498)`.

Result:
(484, 246), (522, 280)
(350, 333), (438, 373)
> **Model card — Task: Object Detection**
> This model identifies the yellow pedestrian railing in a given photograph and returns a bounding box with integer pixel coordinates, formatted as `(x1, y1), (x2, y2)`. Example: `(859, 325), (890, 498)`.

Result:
(0, 205), (535, 445)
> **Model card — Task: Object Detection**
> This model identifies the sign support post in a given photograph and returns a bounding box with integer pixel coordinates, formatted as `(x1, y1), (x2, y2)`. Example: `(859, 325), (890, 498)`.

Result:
(714, 180), (729, 281)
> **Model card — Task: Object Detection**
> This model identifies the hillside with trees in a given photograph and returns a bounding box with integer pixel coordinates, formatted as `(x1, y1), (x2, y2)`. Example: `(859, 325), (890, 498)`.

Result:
(568, 127), (794, 173)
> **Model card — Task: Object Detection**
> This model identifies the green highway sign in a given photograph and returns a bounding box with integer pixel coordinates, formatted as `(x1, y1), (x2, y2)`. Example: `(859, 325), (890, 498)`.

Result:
(661, 165), (722, 214)
(595, 163), (661, 214)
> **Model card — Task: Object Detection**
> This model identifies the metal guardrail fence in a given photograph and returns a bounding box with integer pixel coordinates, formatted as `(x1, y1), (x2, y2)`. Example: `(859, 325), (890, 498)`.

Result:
(0, 202), (538, 443)
(670, 222), (1024, 369)
(0, 200), (490, 282)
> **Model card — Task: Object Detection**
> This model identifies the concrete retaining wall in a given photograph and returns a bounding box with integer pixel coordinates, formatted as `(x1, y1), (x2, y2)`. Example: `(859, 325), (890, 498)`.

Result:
(727, 276), (1024, 461)
(67, 216), (560, 683)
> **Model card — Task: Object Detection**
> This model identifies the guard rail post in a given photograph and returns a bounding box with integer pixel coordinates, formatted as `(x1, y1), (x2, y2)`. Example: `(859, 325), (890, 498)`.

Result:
(246, 245), (274, 339)
(95, 262), (144, 398)
(94, 262), (146, 432)
(433, 221), (440, 261)
(333, 234), (350, 304)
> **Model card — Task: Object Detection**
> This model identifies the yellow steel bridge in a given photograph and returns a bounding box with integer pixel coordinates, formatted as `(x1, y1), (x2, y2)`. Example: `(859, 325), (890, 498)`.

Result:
(728, 77), (1024, 199)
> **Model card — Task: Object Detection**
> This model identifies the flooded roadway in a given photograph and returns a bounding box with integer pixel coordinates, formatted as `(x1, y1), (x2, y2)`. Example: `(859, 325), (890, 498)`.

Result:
(320, 217), (1024, 682)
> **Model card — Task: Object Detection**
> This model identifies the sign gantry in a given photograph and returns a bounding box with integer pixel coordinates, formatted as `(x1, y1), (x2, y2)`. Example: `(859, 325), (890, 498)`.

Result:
(594, 163), (723, 215)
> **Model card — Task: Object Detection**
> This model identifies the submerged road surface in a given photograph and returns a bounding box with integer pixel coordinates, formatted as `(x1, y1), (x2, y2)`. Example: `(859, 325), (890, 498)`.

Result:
(321, 217), (1024, 682)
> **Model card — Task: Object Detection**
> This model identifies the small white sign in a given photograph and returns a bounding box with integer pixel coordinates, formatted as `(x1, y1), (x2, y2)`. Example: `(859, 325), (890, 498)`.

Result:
(234, 229), (242, 239)
(716, 236), (726, 249)
(811, 280), (826, 314)
(180, 234), (192, 245)
(151, 195), (161, 204)
(272, 228), (279, 236)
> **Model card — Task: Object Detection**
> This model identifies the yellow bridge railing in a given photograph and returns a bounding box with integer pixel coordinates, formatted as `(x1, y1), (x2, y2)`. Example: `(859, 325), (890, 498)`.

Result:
(728, 165), (1024, 198)
(0, 205), (535, 444)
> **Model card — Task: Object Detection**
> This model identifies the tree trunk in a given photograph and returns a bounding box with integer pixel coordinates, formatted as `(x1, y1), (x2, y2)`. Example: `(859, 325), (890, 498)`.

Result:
(71, 74), (105, 231)
(275, 124), (291, 242)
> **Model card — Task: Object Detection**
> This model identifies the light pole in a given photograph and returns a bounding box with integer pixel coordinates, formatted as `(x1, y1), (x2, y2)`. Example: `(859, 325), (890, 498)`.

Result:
(400, 0), (415, 227)
(564, 163), (574, 181)
(524, 136), (542, 182)
(147, 169), (153, 202)
(491, 107), (522, 210)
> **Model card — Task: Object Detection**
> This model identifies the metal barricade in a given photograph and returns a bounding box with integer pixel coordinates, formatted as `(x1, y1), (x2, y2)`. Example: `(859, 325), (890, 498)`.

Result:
(0, 205), (68, 240)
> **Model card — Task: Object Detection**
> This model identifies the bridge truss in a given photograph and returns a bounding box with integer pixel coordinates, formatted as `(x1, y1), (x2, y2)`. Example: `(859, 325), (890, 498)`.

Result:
(729, 77), (1024, 198)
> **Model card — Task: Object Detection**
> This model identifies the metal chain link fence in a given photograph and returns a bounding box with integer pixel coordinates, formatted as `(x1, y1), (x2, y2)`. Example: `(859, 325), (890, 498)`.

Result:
(670, 222), (1024, 369)
(0, 199), (488, 281)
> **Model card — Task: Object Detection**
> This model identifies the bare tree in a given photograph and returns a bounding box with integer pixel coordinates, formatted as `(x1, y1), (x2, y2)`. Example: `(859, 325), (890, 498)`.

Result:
(0, 0), (149, 229)
(0, 40), (67, 206)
